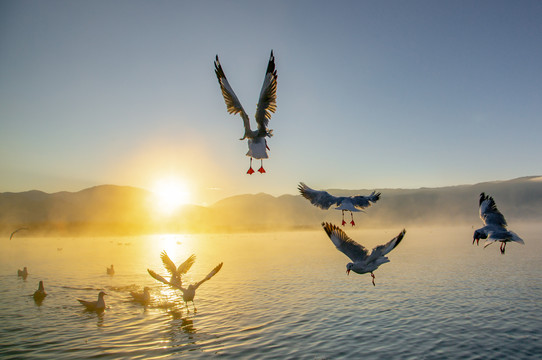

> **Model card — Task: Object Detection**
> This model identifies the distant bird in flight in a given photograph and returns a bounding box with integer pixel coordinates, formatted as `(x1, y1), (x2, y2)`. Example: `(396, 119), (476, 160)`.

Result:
(33, 281), (47, 303)
(106, 265), (115, 276)
(149, 260), (223, 313)
(214, 51), (278, 174)
(10, 227), (28, 240)
(322, 222), (405, 286)
(17, 267), (28, 279)
(473, 192), (524, 254)
(299, 183), (381, 226)
(78, 291), (107, 312)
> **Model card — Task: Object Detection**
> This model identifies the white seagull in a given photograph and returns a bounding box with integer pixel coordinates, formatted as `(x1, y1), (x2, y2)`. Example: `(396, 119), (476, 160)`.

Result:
(322, 222), (406, 286)
(78, 291), (107, 312)
(33, 281), (47, 303)
(473, 192), (524, 254)
(299, 183), (381, 226)
(214, 51), (278, 174)
(148, 262), (223, 313)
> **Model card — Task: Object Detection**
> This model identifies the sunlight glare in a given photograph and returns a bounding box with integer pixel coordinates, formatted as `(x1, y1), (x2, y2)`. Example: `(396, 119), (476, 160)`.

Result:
(152, 177), (191, 215)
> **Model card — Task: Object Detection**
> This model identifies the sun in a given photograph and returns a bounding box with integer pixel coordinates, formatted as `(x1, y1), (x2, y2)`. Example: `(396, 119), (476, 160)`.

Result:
(152, 177), (191, 214)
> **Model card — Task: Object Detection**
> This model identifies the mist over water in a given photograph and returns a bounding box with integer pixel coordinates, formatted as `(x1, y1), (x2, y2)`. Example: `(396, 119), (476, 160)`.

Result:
(1, 225), (541, 359)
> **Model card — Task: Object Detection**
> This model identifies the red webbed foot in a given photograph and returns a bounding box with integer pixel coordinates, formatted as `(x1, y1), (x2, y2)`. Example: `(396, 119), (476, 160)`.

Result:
(247, 167), (255, 175)
(258, 167), (266, 174)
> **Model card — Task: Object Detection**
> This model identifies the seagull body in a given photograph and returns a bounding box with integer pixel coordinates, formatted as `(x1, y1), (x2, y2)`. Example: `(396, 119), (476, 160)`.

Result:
(78, 291), (107, 311)
(106, 265), (115, 275)
(33, 281), (47, 302)
(473, 192), (524, 254)
(17, 267), (28, 279)
(214, 51), (278, 174)
(130, 287), (151, 305)
(149, 261), (223, 313)
(299, 183), (381, 226)
(322, 222), (405, 286)
(10, 227), (28, 240)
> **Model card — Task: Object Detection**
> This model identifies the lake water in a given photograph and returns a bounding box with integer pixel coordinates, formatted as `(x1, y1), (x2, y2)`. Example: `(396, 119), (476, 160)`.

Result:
(1, 225), (541, 359)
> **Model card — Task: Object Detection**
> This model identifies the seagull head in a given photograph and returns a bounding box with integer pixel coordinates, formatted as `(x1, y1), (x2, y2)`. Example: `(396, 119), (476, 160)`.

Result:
(473, 229), (487, 246)
(346, 263), (353, 275)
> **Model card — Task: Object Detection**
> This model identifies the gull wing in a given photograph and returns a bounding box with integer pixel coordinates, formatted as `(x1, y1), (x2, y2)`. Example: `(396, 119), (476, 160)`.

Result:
(298, 182), (340, 210)
(160, 251), (178, 277)
(366, 229), (406, 263)
(322, 222), (369, 262)
(177, 254), (196, 275)
(479, 193), (507, 227)
(193, 262), (223, 290)
(254, 50), (278, 135)
(351, 191), (381, 210)
(214, 55), (252, 135)
(9, 227), (28, 240)
(148, 269), (182, 291)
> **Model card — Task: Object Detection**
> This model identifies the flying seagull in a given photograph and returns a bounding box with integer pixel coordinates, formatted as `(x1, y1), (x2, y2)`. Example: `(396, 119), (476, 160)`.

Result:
(148, 251), (196, 288)
(33, 281), (47, 303)
(149, 261), (223, 313)
(473, 192), (524, 254)
(299, 183), (381, 226)
(78, 291), (107, 312)
(322, 222), (405, 286)
(10, 227), (28, 240)
(214, 51), (278, 174)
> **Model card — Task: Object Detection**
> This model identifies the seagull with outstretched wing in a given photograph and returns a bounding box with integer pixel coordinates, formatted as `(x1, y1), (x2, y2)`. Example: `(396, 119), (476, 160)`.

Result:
(322, 222), (405, 286)
(299, 183), (381, 226)
(214, 51), (278, 174)
(154, 251), (196, 288)
(473, 192), (524, 254)
(149, 261), (223, 313)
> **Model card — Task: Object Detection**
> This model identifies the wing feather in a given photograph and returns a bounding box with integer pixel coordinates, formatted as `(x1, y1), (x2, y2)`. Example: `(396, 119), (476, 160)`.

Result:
(367, 229), (406, 262)
(299, 182), (340, 210)
(194, 262), (223, 290)
(177, 254), (196, 275)
(351, 191), (381, 209)
(479, 193), (507, 227)
(214, 55), (252, 134)
(254, 50), (278, 134)
(322, 222), (368, 262)
(160, 251), (178, 277)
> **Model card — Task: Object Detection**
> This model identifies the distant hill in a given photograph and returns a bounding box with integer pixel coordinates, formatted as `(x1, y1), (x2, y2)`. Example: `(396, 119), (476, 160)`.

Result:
(1, 176), (541, 235)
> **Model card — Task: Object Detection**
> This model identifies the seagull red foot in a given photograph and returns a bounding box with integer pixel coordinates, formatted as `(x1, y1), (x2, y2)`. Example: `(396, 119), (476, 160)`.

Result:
(258, 166), (266, 174)
(350, 220), (355, 226)
(247, 167), (255, 175)
(342, 220), (346, 226)
(371, 272), (376, 286)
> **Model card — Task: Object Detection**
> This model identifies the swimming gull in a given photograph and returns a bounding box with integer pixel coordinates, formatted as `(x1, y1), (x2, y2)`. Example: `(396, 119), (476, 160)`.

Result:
(130, 287), (151, 305)
(299, 183), (381, 226)
(78, 291), (107, 312)
(473, 192), (524, 254)
(106, 265), (115, 275)
(322, 222), (405, 286)
(17, 267), (28, 279)
(33, 281), (47, 302)
(214, 51), (278, 174)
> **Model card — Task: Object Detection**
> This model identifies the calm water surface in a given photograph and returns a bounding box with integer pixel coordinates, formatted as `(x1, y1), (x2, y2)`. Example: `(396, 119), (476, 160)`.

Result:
(1, 225), (541, 359)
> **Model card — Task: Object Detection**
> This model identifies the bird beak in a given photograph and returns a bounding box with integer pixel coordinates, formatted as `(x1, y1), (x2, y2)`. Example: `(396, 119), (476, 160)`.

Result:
(346, 269), (350, 276)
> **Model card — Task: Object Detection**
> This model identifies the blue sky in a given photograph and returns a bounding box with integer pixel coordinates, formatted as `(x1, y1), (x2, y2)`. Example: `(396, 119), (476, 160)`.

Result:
(1, 0), (541, 205)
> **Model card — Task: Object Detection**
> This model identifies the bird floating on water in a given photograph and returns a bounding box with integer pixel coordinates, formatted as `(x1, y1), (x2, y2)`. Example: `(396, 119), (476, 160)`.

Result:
(322, 222), (405, 286)
(149, 260), (223, 313)
(473, 192), (524, 254)
(78, 291), (107, 312)
(17, 267), (28, 279)
(130, 287), (151, 305)
(10, 227), (28, 240)
(214, 51), (278, 174)
(299, 183), (381, 226)
(106, 265), (115, 275)
(33, 281), (47, 303)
